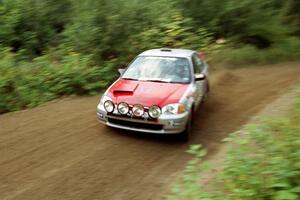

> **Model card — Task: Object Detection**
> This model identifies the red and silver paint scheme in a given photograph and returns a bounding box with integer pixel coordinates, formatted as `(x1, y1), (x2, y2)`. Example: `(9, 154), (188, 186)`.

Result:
(96, 48), (209, 135)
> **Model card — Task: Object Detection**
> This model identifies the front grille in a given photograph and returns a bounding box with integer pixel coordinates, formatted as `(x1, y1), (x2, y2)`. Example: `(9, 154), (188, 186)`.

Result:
(107, 112), (157, 122)
(108, 118), (163, 131)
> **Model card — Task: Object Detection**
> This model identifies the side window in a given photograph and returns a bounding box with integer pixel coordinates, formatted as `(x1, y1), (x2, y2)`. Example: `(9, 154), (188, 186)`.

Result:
(192, 54), (204, 74)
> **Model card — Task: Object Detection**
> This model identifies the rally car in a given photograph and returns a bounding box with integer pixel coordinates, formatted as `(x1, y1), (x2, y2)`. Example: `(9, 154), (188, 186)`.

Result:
(97, 48), (209, 140)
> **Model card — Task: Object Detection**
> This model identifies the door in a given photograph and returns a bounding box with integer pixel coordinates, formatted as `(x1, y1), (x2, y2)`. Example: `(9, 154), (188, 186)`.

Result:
(192, 53), (208, 107)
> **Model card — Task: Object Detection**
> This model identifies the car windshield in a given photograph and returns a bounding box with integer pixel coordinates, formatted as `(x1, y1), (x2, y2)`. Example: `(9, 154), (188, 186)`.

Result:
(121, 56), (191, 83)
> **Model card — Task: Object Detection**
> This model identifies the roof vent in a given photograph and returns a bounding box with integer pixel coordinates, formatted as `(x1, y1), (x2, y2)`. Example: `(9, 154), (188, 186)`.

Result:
(160, 48), (172, 52)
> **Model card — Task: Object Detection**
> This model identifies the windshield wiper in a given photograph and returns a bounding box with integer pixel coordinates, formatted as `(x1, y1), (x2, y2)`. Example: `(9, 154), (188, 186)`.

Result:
(141, 79), (170, 83)
(122, 77), (138, 81)
(123, 77), (171, 83)
(169, 81), (189, 84)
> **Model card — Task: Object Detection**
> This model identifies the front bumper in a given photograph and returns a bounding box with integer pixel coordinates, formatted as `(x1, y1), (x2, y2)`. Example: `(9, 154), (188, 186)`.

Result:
(96, 108), (189, 134)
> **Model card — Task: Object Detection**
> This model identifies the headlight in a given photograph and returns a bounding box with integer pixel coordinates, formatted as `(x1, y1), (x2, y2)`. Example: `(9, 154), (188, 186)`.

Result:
(117, 102), (129, 115)
(98, 95), (114, 111)
(162, 103), (186, 115)
(132, 104), (144, 117)
(148, 105), (161, 118)
(104, 100), (114, 113)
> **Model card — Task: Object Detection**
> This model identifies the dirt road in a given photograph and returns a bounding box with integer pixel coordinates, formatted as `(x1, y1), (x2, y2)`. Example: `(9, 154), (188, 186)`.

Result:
(1, 61), (300, 200)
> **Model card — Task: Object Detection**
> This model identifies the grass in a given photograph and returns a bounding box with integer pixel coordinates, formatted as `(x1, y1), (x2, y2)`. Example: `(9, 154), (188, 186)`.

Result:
(209, 37), (300, 66)
(0, 49), (117, 114)
(168, 89), (300, 200)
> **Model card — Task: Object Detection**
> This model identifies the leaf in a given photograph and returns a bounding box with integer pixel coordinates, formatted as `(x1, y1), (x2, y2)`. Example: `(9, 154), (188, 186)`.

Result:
(196, 149), (208, 158)
(222, 137), (233, 142)
(291, 186), (300, 193)
(190, 144), (202, 151)
(271, 182), (290, 189)
(186, 144), (202, 155)
(275, 190), (298, 200)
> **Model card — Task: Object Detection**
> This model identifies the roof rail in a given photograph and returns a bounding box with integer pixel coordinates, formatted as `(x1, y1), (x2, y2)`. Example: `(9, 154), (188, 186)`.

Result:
(160, 48), (172, 52)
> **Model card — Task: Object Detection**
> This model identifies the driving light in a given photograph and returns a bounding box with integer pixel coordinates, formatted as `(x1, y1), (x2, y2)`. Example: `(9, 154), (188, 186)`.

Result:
(132, 104), (144, 117)
(162, 103), (186, 115)
(148, 105), (161, 118)
(117, 102), (129, 115)
(104, 100), (114, 113)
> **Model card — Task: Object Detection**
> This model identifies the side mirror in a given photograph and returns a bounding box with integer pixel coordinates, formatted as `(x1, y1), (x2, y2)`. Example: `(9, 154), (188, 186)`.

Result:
(195, 73), (206, 81)
(118, 68), (126, 76)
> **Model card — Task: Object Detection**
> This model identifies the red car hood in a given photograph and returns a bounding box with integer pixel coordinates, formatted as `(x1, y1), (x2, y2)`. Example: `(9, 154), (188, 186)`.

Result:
(107, 79), (189, 107)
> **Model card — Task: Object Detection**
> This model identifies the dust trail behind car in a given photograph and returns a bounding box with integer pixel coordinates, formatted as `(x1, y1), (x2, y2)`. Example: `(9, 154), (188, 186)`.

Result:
(0, 61), (300, 200)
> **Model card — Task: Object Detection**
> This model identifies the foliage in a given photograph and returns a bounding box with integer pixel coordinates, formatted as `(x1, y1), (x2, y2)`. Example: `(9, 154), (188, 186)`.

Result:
(210, 37), (300, 66)
(168, 90), (300, 200)
(0, 0), (299, 113)
(180, 0), (297, 48)
(1, 0), (299, 60)
(62, 0), (211, 63)
(0, 0), (70, 58)
(0, 48), (117, 113)
(133, 12), (212, 53)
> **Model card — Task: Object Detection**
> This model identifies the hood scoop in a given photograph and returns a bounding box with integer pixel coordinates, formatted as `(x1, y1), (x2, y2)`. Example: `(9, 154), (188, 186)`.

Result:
(113, 82), (138, 95)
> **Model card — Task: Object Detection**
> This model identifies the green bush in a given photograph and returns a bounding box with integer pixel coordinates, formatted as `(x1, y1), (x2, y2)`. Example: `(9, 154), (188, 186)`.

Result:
(0, 48), (117, 113)
(3, 0), (298, 64)
(168, 90), (300, 200)
(0, 0), (299, 114)
(0, 0), (70, 58)
(62, 0), (212, 63)
(210, 37), (300, 66)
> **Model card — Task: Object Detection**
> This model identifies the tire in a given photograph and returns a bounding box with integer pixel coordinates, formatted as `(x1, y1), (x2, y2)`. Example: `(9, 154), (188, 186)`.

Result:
(178, 113), (193, 141)
(201, 82), (210, 103)
(206, 80), (210, 92)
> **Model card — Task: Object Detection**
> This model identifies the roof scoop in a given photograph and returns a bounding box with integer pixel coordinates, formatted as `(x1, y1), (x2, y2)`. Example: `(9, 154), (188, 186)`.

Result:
(160, 48), (172, 52)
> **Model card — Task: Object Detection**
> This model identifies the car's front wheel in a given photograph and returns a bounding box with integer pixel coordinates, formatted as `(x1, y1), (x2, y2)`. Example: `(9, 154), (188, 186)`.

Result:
(178, 113), (193, 141)
(201, 81), (210, 103)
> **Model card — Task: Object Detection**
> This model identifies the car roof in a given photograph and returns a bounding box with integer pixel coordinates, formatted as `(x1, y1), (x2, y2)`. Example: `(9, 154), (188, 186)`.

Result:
(138, 48), (195, 58)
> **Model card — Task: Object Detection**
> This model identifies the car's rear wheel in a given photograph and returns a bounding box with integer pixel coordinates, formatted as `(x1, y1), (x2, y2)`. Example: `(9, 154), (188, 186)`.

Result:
(178, 113), (193, 141)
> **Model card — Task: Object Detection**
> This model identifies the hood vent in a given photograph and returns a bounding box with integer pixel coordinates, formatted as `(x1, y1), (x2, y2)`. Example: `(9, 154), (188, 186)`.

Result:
(113, 90), (133, 95)
(113, 82), (138, 95)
